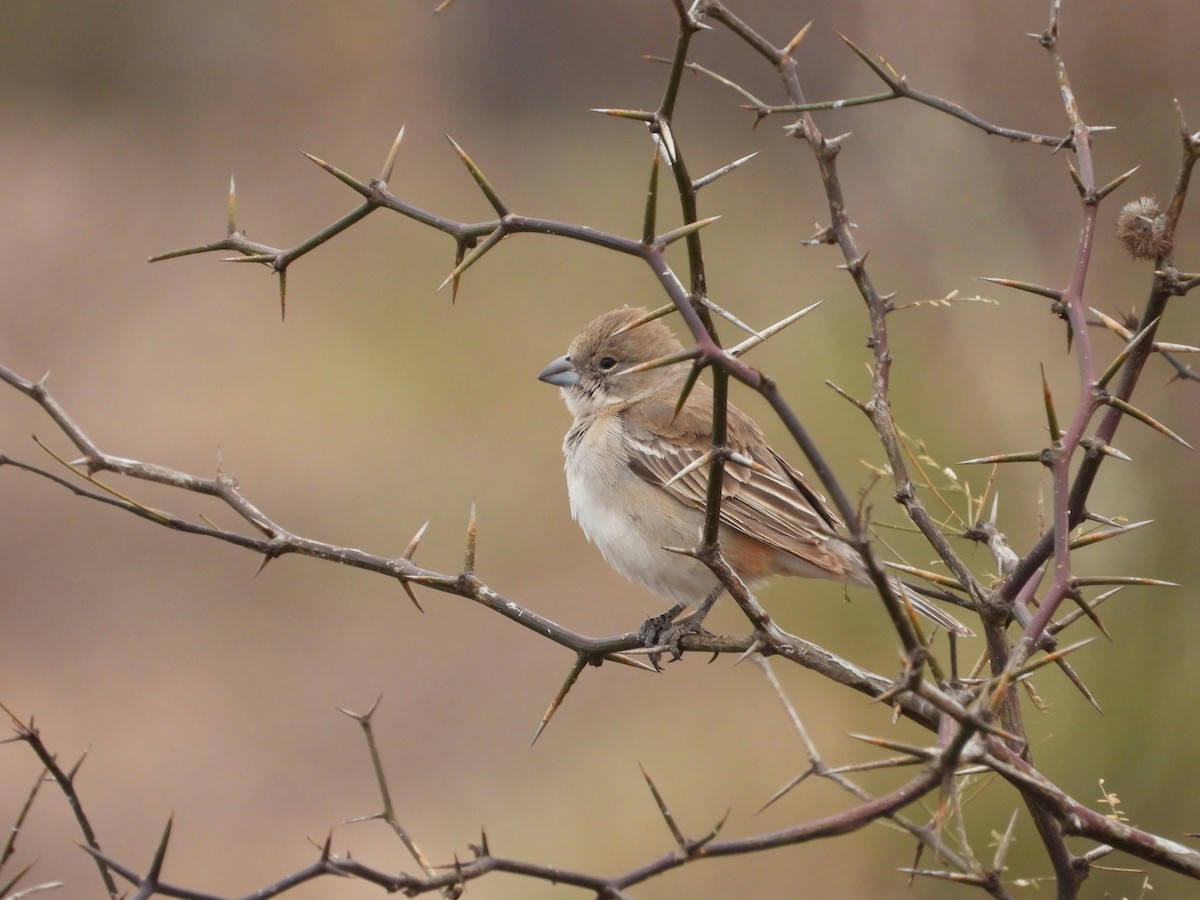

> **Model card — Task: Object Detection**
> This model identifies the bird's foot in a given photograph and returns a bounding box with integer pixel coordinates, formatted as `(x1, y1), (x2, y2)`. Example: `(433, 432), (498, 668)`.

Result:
(640, 609), (711, 668)
(637, 607), (684, 648)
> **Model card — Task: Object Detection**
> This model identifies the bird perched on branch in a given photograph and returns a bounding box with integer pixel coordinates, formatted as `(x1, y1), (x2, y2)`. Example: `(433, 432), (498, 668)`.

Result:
(537, 306), (973, 647)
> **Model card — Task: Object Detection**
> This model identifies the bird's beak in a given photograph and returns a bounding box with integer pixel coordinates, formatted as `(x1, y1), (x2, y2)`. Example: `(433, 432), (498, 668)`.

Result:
(537, 354), (580, 388)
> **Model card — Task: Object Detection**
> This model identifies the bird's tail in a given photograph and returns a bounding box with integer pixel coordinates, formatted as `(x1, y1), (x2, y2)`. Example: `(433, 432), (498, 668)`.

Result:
(894, 579), (974, 637)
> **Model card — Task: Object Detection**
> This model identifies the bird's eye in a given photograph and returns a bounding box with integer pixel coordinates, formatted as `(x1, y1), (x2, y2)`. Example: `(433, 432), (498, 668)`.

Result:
(598, 356), (617, 371)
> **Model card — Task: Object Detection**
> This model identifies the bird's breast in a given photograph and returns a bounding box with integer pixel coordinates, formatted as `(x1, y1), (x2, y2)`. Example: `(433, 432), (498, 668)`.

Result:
(561, 414), (718, 605)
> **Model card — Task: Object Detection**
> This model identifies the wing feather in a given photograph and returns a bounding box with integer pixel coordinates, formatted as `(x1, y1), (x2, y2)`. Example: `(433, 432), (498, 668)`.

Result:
(619, 384), (974, 636)
(621, 389), (842, 566)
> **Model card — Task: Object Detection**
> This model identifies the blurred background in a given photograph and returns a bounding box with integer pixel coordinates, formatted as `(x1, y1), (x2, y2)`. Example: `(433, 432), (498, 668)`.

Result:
(1, 1), (1198, 897)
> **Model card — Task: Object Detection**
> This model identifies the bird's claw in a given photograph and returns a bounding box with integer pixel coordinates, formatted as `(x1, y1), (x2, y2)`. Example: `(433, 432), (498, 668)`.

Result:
(638, 609), (681, 648)
(640, 611), (711, 669)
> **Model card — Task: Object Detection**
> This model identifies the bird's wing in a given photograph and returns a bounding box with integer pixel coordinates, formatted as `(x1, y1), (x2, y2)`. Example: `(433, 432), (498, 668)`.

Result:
(622, 392), (974, 636)
(622, 394), (847, 567)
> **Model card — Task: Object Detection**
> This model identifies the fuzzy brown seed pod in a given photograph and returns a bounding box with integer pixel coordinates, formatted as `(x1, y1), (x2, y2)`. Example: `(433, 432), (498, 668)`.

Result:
(1116, 196), (1173, 260)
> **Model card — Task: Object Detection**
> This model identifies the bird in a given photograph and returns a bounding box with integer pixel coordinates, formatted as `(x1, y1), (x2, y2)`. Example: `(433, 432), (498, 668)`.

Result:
(537, 306), (973, 646)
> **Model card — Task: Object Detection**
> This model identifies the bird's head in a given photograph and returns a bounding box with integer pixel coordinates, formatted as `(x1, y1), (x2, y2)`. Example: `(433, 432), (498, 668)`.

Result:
(537, 307), (685, 416)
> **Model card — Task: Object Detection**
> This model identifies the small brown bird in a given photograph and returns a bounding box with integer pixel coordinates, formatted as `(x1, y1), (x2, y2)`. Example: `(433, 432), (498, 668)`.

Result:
(538, 306), (972, 641)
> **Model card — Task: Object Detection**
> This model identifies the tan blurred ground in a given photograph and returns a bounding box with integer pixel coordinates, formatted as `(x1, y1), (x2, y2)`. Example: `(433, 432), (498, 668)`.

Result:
(1, 2), (1198, 898)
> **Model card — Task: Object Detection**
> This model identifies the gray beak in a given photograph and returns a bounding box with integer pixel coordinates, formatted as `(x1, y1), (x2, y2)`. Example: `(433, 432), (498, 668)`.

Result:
(537, 354), (580, 388)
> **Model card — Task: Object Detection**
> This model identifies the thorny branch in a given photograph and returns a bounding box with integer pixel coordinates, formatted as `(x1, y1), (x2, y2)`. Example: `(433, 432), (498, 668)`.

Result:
(3, 0), (1198, 897)
(0, 358), (944, 730)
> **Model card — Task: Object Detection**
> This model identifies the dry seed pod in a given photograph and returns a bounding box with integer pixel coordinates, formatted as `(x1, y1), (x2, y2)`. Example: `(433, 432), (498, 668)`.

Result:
(1116, 196), (1172, 261)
